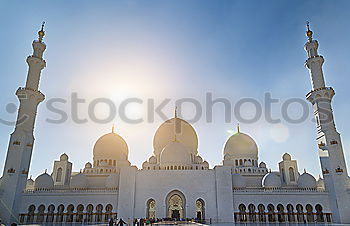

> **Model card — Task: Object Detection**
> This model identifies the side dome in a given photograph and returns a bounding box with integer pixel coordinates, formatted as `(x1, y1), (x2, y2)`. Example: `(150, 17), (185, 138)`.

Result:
(106, 174), (119, 188)
(262, 172), (281, 188)
(153, 117), (198, 157)
(148, 156), (157, 164)
(26, 178), (35, 190)
(259, 162), (267, 168)
(85, 162), (92, 168)
(60, 153), (69, 161)
(27, 178), (34, 186)
(34, 173), (54, 189)
(70, 173), (88, 189)
(232, 174), (246, 188)
(160, 141), (191, 165)
(298, 172), (316, 188)
(224, 132), (258, 160)
(93, 132), (128, 161)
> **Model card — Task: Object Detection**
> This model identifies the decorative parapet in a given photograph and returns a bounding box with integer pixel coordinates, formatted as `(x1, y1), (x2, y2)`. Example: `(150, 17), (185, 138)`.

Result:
(23, 187), (118, 194)
(233, 187), (325, 193)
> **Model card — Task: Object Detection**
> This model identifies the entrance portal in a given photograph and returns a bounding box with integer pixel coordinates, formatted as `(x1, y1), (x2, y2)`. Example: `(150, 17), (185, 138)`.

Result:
(167, 193), (185, 219)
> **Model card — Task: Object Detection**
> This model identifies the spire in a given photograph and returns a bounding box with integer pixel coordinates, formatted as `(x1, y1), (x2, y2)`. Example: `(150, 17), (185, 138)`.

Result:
(112, 124), (116, 133)
(237, 123), (240, 133)
(304, 168), (307, 173)
(306, 21), (313, 42)
(174, 106), (178, 118)
(45, 169), (47, 174)
(38, 21), (45, 42)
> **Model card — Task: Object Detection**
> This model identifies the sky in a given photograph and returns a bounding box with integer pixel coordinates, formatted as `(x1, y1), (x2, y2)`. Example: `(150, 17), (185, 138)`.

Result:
(1, 0), (350, 179)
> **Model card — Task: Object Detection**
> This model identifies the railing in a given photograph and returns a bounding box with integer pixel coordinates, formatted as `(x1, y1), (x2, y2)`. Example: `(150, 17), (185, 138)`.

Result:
(234, 211), (332, 223)
(306, 87), (334, 97)
(19, 212), (117, 224)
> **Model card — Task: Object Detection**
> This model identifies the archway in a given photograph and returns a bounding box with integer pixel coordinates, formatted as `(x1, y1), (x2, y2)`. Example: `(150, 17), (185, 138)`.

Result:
(26, 205), (35, 223)
(238, 204), (247, 222)
(248, 204), (256, 222)
(166, 190), (186, 220)
(105, 204), (113, 222)
(195, 199), (205, 221)
(86, 204), (94, 222)
(315, 204), (324, 222)
(257, 204), (266, 222)
(146, 199), (156, 219)
(36, 204), (45, 223)
(46, 205), (55, 222)
(56, 205), (64, 223)
(286, 204), (295, 222)
(76, 204), (84, 222)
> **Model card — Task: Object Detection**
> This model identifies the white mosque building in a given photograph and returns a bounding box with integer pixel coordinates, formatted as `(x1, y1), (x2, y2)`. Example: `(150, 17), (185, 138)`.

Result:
(1, 23), (350, 224)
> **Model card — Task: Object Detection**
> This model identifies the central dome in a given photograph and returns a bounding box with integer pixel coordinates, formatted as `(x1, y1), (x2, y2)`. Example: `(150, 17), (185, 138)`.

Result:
(160, 141), (192, 165)
(224, 132), (258, 160)
(153, 117), (198, 157)
(93, 132), (128, 161)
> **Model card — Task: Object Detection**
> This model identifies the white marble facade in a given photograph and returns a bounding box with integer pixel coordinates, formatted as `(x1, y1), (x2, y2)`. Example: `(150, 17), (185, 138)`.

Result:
(0, 24), (350, 224)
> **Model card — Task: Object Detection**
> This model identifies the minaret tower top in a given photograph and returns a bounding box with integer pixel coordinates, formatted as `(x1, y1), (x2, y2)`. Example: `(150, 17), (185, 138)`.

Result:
(38, 21), (45, 42)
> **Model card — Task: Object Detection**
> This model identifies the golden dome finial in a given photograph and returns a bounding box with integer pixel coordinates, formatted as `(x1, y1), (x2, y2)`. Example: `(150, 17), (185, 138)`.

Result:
(112, 124), (116, 133)
(237, 123), (240, 133)
(306, 21), (313, 41)
(174, 106), (178, 118)
(38, 21), (45, 42)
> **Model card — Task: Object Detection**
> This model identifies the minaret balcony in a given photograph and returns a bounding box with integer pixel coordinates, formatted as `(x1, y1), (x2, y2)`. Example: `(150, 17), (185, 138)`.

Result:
(305, 55), (324, 68)
(16, 87), (45, 103)
(335, 167), (344, 173)
(322, 168), (329, 175)
(306, 87), (335, 104)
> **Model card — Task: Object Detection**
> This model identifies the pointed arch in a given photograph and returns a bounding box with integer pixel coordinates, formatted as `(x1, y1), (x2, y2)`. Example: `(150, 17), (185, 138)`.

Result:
(146, 199), (156, 219)
(165, 190), (186, 220)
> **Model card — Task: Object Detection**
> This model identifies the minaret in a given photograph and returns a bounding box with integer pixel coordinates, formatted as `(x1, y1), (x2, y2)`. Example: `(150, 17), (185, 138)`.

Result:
(0, 23), (46, 224)
(304, 22), (350, 223)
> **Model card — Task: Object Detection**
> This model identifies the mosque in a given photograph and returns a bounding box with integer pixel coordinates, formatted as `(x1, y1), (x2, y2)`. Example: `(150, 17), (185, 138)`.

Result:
(0, 23), (350, 224)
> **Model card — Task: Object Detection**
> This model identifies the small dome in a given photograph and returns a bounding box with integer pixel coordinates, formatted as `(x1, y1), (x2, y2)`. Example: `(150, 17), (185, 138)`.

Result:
(203, 161), (209, 168)
(282, 153), (291, 161)
(262, 172), (281, 188)
(259, 162), (267, 168)
(26, 178), (35, 190)
(106, 174), (119, 188)
(153, 117), (198, 157)
(34, 173), (54, 189)
(232, 174), (246, 188)
(27, 178), (34, 186)
(93, 132), (128, 161)
(148, 156), (157, 164)
(224, 132), (258, 160)
(85, 162), (92, 168)
(195, 156), (203, 163)
(160, 141), (191, 165)
(298, 172), (317, 188)
(70, 173), (88, 189)
(60, 153), (69, 161)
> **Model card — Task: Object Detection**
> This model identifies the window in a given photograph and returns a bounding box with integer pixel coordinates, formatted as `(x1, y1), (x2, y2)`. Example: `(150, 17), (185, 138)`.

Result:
(289, 167), (295, 182)
(56, 168), (62, 182)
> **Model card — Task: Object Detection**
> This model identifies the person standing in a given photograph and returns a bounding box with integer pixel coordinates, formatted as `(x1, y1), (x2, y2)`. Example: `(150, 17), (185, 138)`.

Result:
(118, 218), (126, 226)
